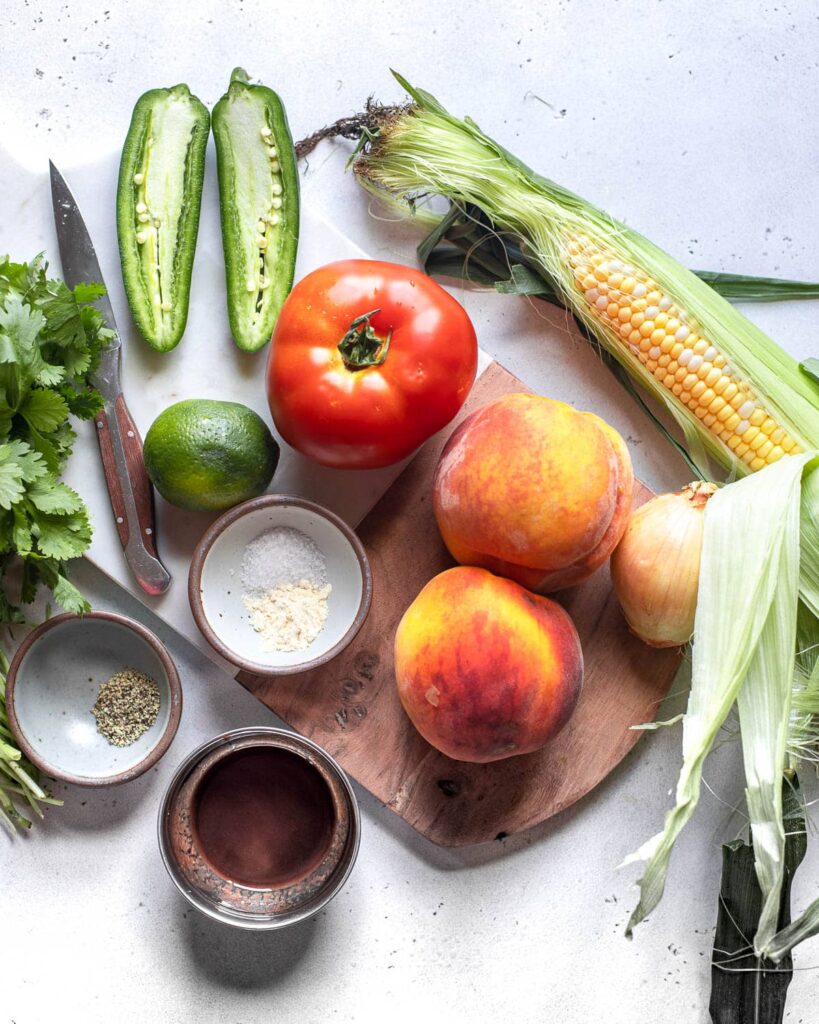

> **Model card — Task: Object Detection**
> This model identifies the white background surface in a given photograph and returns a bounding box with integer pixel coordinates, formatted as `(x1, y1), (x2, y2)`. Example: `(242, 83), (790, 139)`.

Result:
(2, 1), (819, 1021)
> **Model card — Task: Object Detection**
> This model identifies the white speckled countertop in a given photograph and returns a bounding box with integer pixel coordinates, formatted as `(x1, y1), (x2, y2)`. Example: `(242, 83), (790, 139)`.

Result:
(2, 1), (818, 1021)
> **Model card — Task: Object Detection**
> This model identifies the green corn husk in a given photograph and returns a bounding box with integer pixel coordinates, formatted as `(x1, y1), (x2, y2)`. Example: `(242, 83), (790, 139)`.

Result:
(351, 73), (819, 965)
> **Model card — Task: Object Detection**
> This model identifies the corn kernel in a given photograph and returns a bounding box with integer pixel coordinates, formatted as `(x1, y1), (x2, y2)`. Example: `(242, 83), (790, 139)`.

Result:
(741, 425), (760, 444)
(717, 403), (736, 423)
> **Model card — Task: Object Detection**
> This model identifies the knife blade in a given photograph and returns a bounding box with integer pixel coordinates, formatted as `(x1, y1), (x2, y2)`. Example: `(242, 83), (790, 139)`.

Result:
(49, 160), (171, 596)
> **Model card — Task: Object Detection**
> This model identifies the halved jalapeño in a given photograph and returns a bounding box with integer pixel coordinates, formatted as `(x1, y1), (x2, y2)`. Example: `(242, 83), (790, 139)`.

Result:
(213, 68), (300, 352)
(116, 83), (209, 352)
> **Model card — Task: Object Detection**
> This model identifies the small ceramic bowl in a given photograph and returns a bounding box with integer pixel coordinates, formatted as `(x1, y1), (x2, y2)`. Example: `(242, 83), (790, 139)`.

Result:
(188, 495), (372, 676)
(5, 611), (182, 786)
(158, 727), (361, 930)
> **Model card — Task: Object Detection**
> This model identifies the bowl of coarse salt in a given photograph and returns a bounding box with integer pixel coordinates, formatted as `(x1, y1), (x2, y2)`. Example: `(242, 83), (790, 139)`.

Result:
(188, 495), (373, 675)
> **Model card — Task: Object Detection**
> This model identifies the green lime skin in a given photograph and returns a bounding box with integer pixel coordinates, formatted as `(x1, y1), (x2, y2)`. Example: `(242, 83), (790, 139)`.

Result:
(144, 399), (279, 512)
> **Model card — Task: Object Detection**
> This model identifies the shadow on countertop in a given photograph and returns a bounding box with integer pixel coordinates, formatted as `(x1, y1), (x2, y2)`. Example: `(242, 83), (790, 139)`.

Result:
(181, 896), (318, 989)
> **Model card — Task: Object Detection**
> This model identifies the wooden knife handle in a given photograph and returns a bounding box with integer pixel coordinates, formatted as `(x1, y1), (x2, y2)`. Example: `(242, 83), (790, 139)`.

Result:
(94, 407), (129, 549)
(94, 397), (169, 594)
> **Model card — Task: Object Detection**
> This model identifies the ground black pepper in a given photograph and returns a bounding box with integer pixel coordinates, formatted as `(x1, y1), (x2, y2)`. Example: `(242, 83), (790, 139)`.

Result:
(91, 669), (160, 747)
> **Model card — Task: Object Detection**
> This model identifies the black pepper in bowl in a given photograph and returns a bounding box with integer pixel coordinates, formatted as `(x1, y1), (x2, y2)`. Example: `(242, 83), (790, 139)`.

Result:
(91, 669), (160, 747)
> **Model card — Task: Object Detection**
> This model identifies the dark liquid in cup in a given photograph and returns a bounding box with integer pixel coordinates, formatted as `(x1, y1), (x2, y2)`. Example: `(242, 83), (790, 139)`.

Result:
(193, 747), (335, 888)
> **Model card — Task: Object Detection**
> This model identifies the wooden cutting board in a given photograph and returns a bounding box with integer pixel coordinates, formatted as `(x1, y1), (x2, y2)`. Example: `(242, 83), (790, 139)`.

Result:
(237, 363), (682, 847)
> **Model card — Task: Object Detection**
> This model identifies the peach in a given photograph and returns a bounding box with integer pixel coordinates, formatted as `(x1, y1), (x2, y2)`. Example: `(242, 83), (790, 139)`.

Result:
(433, 393), (633, 592)
(394, 566), (583, 763)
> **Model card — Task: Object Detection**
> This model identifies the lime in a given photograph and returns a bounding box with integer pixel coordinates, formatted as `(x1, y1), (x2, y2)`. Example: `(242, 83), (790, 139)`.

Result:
(144, 399), (279, 512)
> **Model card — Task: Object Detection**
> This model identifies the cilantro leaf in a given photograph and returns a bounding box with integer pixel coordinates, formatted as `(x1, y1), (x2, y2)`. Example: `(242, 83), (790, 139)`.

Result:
(63, 386), (103, 420)
(24, 424), (60, 473)
(4, 440), (47, 483)
(72, 282), (107, 304)
(36, 362), (66, 388)
(0, 452), (26, 509)
(32, 508), (92, 560)
(0, 293), (48, 387)
(26, 478), (83, 514)
(20, 389), (69, 433)
(12, 507), (32, 555)
(53, 572), (91, 614)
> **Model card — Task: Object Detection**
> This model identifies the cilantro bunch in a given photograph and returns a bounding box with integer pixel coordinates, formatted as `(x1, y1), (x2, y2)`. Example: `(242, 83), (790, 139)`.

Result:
(0, 255), (111, 620)
(0, 648), (61, 832)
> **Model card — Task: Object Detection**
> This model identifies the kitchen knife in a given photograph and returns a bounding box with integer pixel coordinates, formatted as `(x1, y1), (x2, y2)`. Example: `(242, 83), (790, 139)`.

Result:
(49, 160), (171, 595)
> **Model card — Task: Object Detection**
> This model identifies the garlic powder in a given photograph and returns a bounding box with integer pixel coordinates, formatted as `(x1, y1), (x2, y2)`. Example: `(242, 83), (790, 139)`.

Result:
(243, 580), (332, 652)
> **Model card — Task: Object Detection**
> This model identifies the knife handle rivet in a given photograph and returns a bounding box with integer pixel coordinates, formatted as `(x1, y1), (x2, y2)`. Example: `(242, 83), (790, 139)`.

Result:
(145, 528), (153, 536)
(116, 516), (124, 524)
(97, 421), (104, 430)
(127, 430), (135, 438)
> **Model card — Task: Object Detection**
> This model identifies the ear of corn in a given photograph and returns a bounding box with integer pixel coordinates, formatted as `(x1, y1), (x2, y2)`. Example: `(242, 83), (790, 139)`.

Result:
(565, 237), (801, 472)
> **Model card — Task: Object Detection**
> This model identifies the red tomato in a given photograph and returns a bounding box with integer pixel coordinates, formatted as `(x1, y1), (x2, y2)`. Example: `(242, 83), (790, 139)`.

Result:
(266, 260), (478, 469)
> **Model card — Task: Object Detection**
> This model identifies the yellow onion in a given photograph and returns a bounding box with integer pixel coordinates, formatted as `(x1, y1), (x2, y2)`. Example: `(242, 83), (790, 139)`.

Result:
(610, 481), (717, 647)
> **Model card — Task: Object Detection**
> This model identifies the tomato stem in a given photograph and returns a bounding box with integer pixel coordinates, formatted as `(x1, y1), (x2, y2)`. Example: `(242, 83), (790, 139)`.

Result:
(337, 308), (392, 370)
